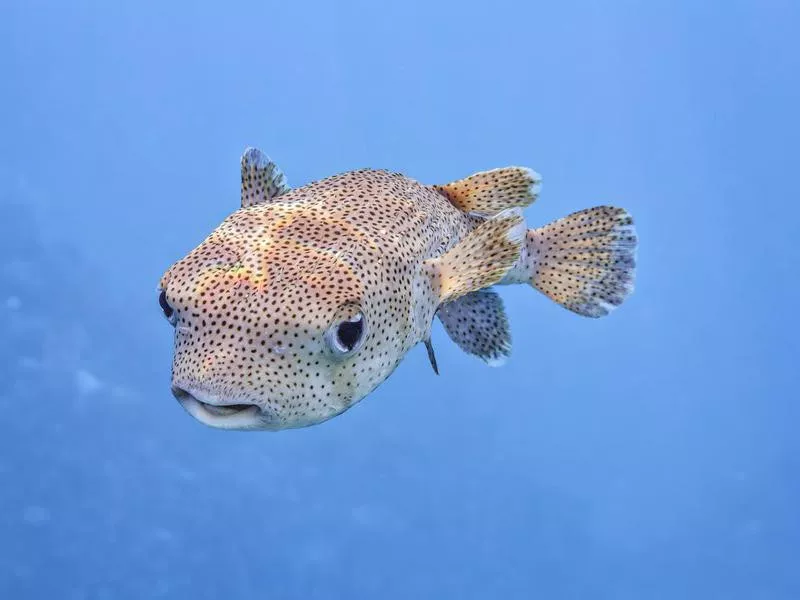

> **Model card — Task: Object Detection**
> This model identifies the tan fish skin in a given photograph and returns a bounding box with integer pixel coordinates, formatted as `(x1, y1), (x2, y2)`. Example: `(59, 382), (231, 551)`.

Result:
(158, 148), (637, 431)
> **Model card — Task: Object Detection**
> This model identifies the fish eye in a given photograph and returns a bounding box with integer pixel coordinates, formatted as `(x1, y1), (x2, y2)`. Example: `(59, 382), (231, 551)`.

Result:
(159, 290), (177, 326)
(326, 311), (366, 356)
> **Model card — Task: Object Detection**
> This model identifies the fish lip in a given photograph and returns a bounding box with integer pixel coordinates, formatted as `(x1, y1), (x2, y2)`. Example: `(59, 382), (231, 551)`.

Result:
(171, 386), (271, 431)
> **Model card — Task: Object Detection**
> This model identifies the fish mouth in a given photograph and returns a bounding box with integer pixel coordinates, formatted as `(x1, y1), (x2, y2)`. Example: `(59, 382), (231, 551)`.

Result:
(171, 386), (268, 430)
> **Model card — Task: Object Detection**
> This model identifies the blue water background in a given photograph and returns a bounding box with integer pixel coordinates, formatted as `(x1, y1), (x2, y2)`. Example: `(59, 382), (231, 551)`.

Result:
(1, 1), (798, 598)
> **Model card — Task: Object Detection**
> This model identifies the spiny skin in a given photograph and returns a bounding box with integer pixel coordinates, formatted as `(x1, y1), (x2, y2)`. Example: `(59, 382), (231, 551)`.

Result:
(160, 169), (480, 430)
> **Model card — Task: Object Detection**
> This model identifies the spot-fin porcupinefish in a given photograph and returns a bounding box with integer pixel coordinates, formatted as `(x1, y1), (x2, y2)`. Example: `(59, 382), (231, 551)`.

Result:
(159, 148), (637, 431)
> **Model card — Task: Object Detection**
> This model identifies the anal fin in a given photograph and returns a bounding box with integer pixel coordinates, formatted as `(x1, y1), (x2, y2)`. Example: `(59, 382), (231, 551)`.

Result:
(424, 209), (525, 304)
(438, 289), (511, 366)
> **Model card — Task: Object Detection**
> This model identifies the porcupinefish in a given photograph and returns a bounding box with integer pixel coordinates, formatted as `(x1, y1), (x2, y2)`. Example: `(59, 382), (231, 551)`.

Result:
(158, 148), (637, 431)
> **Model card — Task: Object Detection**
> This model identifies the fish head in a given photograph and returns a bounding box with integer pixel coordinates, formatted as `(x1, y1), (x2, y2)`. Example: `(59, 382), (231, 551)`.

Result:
(158, 203), (407, 431)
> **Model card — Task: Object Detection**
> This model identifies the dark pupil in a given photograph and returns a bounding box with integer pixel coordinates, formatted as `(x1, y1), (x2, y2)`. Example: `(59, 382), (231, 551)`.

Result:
(336, 319), (363, 351)
(159, 291), (173, 319)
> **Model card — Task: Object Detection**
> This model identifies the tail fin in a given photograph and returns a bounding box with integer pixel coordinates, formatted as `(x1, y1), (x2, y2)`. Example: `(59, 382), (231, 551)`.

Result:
(527, 206), (637, 317)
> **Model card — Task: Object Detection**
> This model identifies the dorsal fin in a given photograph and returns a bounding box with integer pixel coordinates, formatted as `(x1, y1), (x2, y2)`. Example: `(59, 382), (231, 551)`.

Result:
(240, 147), (290, 208)
(434, 167), (541, 216)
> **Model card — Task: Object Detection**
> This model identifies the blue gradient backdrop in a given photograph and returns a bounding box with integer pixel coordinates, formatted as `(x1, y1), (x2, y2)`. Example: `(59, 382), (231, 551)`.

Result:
(1, 1), (798, 598)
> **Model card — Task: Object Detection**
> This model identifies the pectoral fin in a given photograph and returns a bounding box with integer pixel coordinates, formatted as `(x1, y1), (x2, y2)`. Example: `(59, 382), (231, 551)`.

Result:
(240, 147), (290, 207)
(437, 289), (511, 366)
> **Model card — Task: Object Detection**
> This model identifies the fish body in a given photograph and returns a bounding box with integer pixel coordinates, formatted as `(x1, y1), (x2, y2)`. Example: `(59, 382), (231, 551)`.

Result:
(159, 149), (637, 431)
